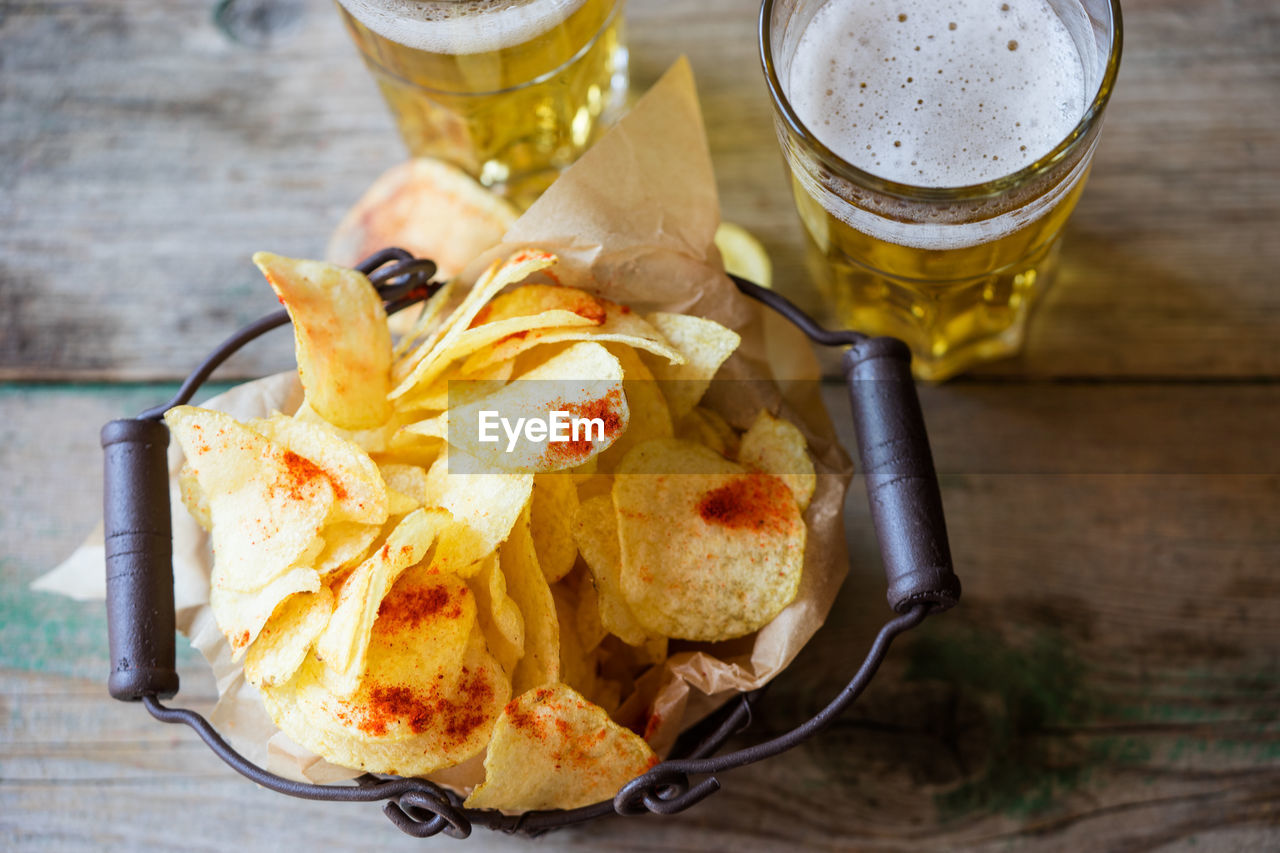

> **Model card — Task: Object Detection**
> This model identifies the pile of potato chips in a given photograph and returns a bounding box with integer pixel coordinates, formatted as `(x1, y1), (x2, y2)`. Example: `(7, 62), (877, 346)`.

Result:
(166, 248), (815, 812)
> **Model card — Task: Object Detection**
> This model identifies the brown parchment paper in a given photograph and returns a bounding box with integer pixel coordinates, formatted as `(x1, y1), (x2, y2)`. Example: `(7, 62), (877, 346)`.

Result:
(39, 58), (853, 789)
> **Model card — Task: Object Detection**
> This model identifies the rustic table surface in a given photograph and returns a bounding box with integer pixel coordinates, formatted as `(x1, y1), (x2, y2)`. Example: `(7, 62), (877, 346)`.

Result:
(3, 0), (1277, 850)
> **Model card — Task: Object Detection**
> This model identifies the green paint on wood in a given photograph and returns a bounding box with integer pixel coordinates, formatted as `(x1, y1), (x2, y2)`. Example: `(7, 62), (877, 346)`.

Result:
(1, 557), (111, 680)
(903, 623), (1279, 822)
(1090, 736), (1153, 767)
(0, 382), (234, 682)
(905, 624), (1095, 820)
(1, 558), (203, 681)
(0, 380), (239, 405)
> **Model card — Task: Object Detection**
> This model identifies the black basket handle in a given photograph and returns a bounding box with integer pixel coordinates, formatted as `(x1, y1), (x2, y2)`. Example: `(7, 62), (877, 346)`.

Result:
(842, 337), (959, 612)
(103, 418), (180, 701)
(729, 276), (959, 613)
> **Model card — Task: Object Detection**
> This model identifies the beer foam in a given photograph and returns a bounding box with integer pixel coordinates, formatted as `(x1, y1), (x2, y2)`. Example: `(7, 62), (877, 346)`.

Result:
(788, 0), (1087, 189)
(338, 0), (588, 55)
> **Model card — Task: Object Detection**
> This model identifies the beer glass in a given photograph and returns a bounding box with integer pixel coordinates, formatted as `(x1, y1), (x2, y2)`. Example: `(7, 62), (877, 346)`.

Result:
(761, 0), (1122, 380)
(338, 0), (629, 208)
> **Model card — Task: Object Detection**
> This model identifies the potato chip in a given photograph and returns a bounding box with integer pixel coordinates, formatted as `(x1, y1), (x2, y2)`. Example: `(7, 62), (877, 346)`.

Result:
(372, 566), (478, 679)
(574, 472), (614, 503)
(613, 439), (806, 641)
(570, 569), (608, 654)
(571, 496), (649, 647)
(469, 283), (605, 327)
(694, 406), (739, 454)
(550, 577), (622, 714)
(254, 253), (392, 430)
(377, 462), (430, 506)
(388, 283), (608, 408)
(393, 279), (458, 361)
(398, 414), (447, 442)
(244, 587), (334, 687)
(378, 432), (446, 470)
(673, 409), (726, 456)
(595, 344), (672, 473)
(590, 678), (624, 719)
(409, 342), (629, 474)
(420, 447), (533, 575)
(714, 221), (772, 288)
(464, 683), (657, 812)
(292, 397), (411, 456)
(500, 506), (560, 694)
(273, 636), (506, 776)
(594, 634), (668, 691)
(391, 260), (501, 388)
(738, 411), (817, 512)
(674, 406), (740, 458)
(314, 508), (449, 696)
(166, 406), (333, 595)
(262, 567), (507, 777)
(460, 297), (686, 375)
(637, 634), (670, 668)
(429, 526), (497, 580)
(393, 360), (513, 415)
(212, 565), (320, 659)
(509, 340), (575, 376)
(177, 461), (211, 531)
(531, 474), (579, 583)
(385, 488), (418, 516)
(249, 414), (388, 526)
(553, 588), (596, 702)
(640, 313), (741, 419)
(392, 249), (559, 396)
(468, 553), (524, 678)
(325, 158), (518, 280)
(313, 522), (381, 576)
(394, 309), (597, 399)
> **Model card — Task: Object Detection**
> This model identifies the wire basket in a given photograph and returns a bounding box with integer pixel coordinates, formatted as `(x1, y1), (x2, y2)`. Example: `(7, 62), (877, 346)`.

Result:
(101, 249), (960, 838)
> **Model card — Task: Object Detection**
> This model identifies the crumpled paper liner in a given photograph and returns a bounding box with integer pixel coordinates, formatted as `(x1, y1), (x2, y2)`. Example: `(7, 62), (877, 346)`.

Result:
(39, 58), (852, 793)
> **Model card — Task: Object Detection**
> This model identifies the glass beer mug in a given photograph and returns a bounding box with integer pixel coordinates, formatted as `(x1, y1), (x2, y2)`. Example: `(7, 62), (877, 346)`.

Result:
(761, 0), (1122, 379)
(338, 0), (629, 208)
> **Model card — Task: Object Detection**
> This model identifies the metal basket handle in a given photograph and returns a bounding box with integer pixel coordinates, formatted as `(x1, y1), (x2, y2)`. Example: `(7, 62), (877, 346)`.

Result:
(730, 276), (959, 613)
(100, 251), (959, 838)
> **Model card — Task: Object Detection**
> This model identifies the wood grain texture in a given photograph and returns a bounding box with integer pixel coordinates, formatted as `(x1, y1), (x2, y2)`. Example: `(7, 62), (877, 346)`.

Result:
(0, 0), (397, 381)
(2, 382), (1277, 850)
(3, 0), (1278, 379)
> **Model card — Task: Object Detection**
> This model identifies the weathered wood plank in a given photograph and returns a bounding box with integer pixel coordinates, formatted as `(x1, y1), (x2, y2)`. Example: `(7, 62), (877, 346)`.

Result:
(2, 0), (1278, 380)
(2, 381), (1276, 849)
(976, 0), (1280, 378)
(0, 0), (396, 381)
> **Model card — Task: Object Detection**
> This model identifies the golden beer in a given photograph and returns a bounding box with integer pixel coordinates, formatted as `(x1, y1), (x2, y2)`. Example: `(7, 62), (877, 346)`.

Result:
(762, 0), (1122, 380)
(338, 0), (627, 207)
(788, 162), (1092, 380)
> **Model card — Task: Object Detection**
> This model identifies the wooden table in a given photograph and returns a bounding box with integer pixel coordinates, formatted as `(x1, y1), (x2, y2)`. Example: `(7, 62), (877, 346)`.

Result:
(3, 0), (1277, 849)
